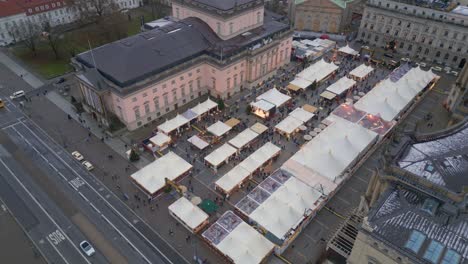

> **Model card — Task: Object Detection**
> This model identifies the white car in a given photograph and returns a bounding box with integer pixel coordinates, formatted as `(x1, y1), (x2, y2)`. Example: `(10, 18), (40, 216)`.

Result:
(431, 66), (442, 72)
(451, 71), (459, 77)
(417, 62), (427, 68)
(79, 241), (95, 257)
(10, 90), (25, 100)
(401, 57), (410, 62)
(82, 161), (94, 171)
(71, 151), (84, 161)
(444, 66), (451, 73)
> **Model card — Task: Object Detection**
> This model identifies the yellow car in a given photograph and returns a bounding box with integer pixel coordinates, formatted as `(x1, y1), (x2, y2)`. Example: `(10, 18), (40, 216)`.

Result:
(0, 99), (4, 108)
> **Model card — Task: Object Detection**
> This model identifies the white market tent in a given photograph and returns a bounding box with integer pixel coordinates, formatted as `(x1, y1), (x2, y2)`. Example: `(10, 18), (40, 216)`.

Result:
(297, 59), (338, 83)
(256, 88), (291, 108)
(338, 44), (358, 56)
(204, 143), (237, 168)
(149, 132), (171, 149)
(188, 135), (209, 150)
(131, 152), (192, 195)
(250, 122), (268, 135)
(191, 98), (218, 116)
(168, 197), (209, 232)
(236, 173), (323, 241)
(326, 76), (356, 96)
(251, 99), (275, 112)
(202, 211), (274, 264)
(239, 142), (280, 174)
(349, 64), (374, 80)
(228, 128), (260, 149)
(288, 77), (313, 90)
(215, 165), (251, 194)
(275, 115), (304, 135)
(320, 90), (337, 100)
(158, 114), (189, 134)
(207, 121), (232, 137)
(289, 107), (315, 123)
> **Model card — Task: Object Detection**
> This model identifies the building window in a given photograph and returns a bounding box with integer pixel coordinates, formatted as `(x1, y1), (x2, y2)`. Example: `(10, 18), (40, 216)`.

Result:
(197, 78), (201, 89)
(257, 12), (261, 23)
(180, 76), (184, 81)
(172, 88), (177, 101)
(152, 87), (157, 93)
(444, 53), (449, 60)
(188, 72), (192, 77)
(132, 97), (137, 102)
(216, 22), (221, 34)
(226, 78), (231, 89)
(444, 30), (449, 36)
(134, 106), (141, 119)
(144, 101), (150, 114)
(407, 44), (412, 51)
(181, 85), (186, 97)
(240, 72), (244, 83)
(453, 56), (458, 62)
(171, 80), (175, 84)
(163, 93), (169, 106)
(153, 97), (160, 109)
(424, 48), (429, 55)
(142, 92), (147, 97)
(162, 84), (167, 89)
(229, 22), (233, 34)
(175, 8), (179, 18)
(435, 51), (441, 57)
(196, 68), (200, 73)
(189, 81), (194, 93)
(211, 77), (216, 89)
(233, 74), (238, 87)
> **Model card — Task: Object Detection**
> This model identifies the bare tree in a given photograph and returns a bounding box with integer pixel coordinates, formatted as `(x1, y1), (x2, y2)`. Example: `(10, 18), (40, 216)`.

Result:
(13, 21), (41, 56)
(42, 22), (62, 59)
(73, 0), (119, 20)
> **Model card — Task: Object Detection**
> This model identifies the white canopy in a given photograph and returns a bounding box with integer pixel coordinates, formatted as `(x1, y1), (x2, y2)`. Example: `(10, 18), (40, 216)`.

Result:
(215, 165), (251, 194)
(204, 143), (237, 167)
(326, 76), (356, 96)
(250, 99), (275, 112)
(239, 142), (280, 174)
(349, 64), (374, 79)
(149, 132), (171, 147)
(275, 116), (304, 135)
(320, 90), (337, 100)
(256, 88), (291, 108)
(207, 121), (232, 137)
(188, 135), (209, 150)
(131, 152), (192, 195)
(289, 107), (315, 123)
(338, 44), (358, 56)
(250, 122), (268, 135)
(228, 128), (260, 149)
(297, 59), (338, 83)
(289, 77), (313, 90)
(157, 114), (189, 134)
(168, 197), (208, 230)
(191, 98), (218, 116)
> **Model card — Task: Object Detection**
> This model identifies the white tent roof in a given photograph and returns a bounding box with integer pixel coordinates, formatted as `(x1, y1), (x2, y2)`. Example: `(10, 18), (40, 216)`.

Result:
(215, 165), (251, 194)
(256, 88), (291, 108)
(338, 44), (358, 55)
(157, 114), (189, 134)
(297, 59), (338, 83)
(239, 142), (281, 174)
(349, 64), (374, 79)
(275, 116), (304, 135)
(228, 128), (260, 149)
(191, 98), (218, 116)
(131, 152), (192, 195)
(320, 90), (337, 100)
(188, 135), (209, 150)
(284, 116), (378, 185)
(251, 99), (275, 112)
(326, 76), (356, 96)
(250, 122), (268, 135)
(168, 197), (208, 230)
(149, 132), (171, 147)
(204, 143), (237, 167)
(207, 121), (232, 137)
(289, 107), (315, 123)
(248, 176), (323, 240)
(289, 77), (313, 89)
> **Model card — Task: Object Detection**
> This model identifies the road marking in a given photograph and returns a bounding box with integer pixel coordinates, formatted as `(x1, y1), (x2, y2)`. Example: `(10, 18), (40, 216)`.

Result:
(46, 236), (71, 264)
(48, 229), (66, 245)
(18, 120), (181, 264)
(69, 177), (85, 190)
(0, 157), (91, 264)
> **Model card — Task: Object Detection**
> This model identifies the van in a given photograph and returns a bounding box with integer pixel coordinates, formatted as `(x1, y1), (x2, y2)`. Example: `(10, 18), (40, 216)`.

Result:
(10, 90), (25, 100)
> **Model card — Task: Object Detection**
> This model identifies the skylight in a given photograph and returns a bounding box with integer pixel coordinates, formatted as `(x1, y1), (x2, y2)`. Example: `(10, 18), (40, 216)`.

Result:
(441, 249), (461, 264)
(404, 230), (426, 253)
(423, 240), (444, 263)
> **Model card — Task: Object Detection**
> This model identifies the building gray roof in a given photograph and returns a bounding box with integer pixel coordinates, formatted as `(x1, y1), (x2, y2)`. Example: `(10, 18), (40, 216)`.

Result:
(396, 122), (468, 194)
(178, 0), (260, 11)
(368, 186), (468, 263)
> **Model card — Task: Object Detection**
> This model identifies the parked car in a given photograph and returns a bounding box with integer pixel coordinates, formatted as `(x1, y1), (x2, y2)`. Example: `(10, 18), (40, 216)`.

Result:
(10, 90), (25, 100)
(55, 77), (65, 84)
(71, 151), (84, 161)
(383, 53), (394, 58)
(417, 62), (427, 68)
(79, 241), (95, 257)
(451, 71), (459, 77)
(444, 66), (451, 73)
(431, 66), (442, 72)
(82, 161), (94, 171)
(401, 57), (411, 62)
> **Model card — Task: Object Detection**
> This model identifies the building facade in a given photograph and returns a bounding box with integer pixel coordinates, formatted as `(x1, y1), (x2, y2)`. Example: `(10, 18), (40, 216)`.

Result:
(445, 64), (468, 122)
(294, 0), (358, 33)
(73, 0), (293, 131)
(358, 0), (468, 69)
(0, 0), (141, 46)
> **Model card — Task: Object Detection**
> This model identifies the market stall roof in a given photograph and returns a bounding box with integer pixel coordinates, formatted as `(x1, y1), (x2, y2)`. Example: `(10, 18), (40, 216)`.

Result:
(275, 116), (304, 135)
(131, 152), (192, 195)
(326, 76), (356, 96)
(188, 135), (210, 150)
(250, 122), (268, 134)
(256, 88), (291, 108)
(349, 64), (374, 79)
(228, 128), (260, 149)
(251, 99), (275, 112)
(302, 104), (318, 113)
(168, 197), (208, 230)
(289, 107), (315, 123)
(215, 165), (251, 194)
(207, 121), (232, 137)
(320, 90), (337, 100)
(239, 142), (281, 174)
(225, 118), (240, 128)
(338, 44), (358, 56)
(181, 109), (198, 121)
(202, 211), (274, 264)
(158, 114), (189, 134)
(236, 171), (323, 241)
(149, 132), (171, 147)
(297, 59), (338, 83)
(191, 98), (218, 116)
(204, 143), (237, 167)
(288, 77), (312, 90)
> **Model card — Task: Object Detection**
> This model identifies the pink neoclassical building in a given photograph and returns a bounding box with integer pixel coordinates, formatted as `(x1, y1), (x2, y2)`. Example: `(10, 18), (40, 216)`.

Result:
(73, 0), (293, 131)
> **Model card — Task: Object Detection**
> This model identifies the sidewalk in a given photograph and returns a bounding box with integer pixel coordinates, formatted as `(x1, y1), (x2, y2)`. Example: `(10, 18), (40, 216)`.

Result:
(46, 91), (151, 169)
(0, 51), (44, 89)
